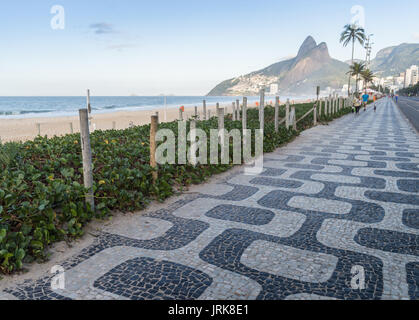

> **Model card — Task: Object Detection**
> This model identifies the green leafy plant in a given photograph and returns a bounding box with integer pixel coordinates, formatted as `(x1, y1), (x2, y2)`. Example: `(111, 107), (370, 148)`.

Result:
(0, 101), (352, 274)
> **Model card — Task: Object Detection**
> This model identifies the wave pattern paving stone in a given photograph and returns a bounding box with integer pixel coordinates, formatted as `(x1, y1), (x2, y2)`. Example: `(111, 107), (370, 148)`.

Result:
(403, 210), (419, 230)
(93, 257), (213, 300)
(2, 99), (419, 300)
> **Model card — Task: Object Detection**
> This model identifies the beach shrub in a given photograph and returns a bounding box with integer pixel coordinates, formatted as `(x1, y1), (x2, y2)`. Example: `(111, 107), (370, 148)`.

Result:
(0, 102), (352, 274)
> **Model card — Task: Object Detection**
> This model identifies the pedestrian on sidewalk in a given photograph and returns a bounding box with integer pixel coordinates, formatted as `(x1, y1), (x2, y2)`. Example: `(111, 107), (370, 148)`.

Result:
(373, 95), (377, 112)
(353, 95), (361, 115)
(362, 91), (369, 112)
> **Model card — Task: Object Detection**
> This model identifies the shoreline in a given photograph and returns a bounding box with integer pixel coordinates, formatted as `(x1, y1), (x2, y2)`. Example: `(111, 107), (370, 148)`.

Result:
(0, 98), (316, 143)
(0, 104), (250, 143)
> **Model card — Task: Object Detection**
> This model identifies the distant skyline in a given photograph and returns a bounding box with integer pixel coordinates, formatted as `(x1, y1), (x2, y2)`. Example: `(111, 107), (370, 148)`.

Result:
(1, 0), (418, 96)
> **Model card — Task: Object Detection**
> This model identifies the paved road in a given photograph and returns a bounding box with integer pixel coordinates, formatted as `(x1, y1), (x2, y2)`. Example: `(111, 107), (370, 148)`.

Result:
(1, 98), (418, 300)
(397, 96), (419, 132)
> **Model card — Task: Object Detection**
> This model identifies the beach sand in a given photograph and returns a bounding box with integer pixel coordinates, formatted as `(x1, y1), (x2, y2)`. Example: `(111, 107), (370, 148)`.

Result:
(0, 97), (315, 143)
(0, 103), (260, 143)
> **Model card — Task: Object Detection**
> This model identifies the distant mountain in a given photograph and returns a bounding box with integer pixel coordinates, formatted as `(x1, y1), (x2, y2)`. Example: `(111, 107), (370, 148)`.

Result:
(207, 36), (349, 96)
(371, 43), (419, 77)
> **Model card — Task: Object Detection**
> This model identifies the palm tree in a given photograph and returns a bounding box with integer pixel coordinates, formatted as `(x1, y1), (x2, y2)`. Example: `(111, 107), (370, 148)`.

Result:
(340, 24), (366, 95)
(347, 62), (366, 95)
(361, 69), (375, 91)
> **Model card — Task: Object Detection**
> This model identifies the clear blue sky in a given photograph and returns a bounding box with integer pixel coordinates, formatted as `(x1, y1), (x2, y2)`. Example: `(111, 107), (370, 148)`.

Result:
(1, 0), (418, 96)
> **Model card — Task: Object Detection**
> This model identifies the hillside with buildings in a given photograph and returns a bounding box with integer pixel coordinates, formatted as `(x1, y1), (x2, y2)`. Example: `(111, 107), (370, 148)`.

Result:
(208, 38), (419, 96)
(207, 36), (348, 96)
(371, 43), (419, 77)
(370, 43), (419, 93)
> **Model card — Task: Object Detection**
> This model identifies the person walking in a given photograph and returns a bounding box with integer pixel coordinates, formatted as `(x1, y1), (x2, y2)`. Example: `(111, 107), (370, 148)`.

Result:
(353, 95), (362, 115)
(362, 91), (369, 112)
(373, 95), (377, 112)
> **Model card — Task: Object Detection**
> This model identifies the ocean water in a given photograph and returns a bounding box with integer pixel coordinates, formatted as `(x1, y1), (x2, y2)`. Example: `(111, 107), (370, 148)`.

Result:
(0, 95), (311, 119)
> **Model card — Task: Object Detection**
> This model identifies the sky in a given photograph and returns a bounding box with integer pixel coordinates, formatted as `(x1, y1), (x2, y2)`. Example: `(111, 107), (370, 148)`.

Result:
(0, 0), (418, 96)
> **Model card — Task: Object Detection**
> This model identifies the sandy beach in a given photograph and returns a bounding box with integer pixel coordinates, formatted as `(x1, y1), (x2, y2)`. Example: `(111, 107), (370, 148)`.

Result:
(0, 102), (262, 143)
(0, 97), (317, 143)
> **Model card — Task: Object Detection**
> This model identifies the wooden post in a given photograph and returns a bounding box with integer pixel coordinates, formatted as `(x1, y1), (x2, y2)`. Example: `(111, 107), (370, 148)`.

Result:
(232, 102), (236, 121)
(69, 122), (73, 134)
(216, 103), (220, 117)
(87, 89), (92, 114)
(218, 108), (224, 130)
(179, 108), (183, 121)
(36, 123), (41, 136)
(327, 94), (333, 115)
(155, 111), (159, 124)
(190, 119), (197, 166)
(292, 105), (297, 131)
(79, 109), (94, 211)
(203, 100), (207, 120)
(236, 99), (241, 121)
(194, 106), (198, 118)
(337, 97), (340, 111)
(150, 115), (158, 183)
(325, 96), (328, 115)
(326, 98), (329, 114)
(313, 103), (317, 126)
(259, 89), (265, 130)
(242, 97), (248, 155)
(286, 99), (290, 129)
(242, 97), (247, 131)
(336, 95), (339, 112)
(274, 96), (279, 132)
(218, 108), (225, 152)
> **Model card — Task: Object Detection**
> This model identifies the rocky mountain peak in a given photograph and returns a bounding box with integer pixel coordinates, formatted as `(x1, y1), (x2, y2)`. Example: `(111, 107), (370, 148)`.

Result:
(297, 36), (317, 57)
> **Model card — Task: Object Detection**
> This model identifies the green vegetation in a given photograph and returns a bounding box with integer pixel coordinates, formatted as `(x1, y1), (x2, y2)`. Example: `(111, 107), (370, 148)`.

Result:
(0, 102), (352, 274)
(398, 83), (419, 96)
(340, 24), (366, 96)
(360, 69), (375, 91)
(347, 62), (366, 94)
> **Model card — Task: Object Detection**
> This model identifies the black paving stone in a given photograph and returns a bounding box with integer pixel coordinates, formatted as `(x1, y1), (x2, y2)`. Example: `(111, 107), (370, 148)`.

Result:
(94, 257), (212, 300)
(205, 205), (275, 226)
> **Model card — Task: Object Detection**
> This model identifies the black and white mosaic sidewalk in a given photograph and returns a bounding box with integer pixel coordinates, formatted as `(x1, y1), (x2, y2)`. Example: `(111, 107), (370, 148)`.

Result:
(1, 98), (418, 300)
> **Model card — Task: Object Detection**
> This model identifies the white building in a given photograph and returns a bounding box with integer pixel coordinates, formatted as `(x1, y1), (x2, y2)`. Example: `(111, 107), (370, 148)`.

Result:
(405, 65), (419, 87)
(269, 83), (279, 95)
